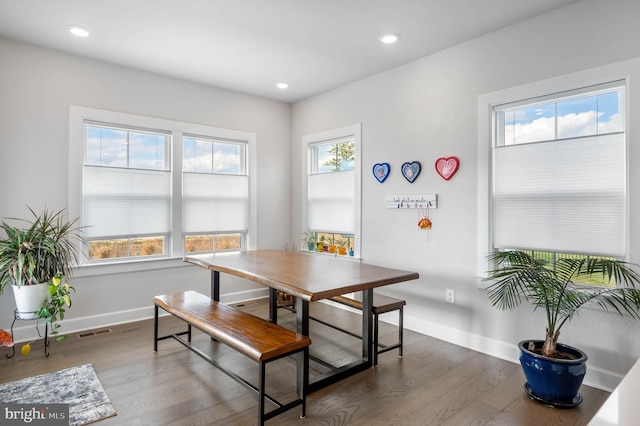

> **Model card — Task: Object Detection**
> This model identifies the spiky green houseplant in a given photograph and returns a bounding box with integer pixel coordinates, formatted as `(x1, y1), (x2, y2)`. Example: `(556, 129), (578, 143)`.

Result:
(0, 207), (81, 343)
(302, 230), (317, 251)
(485, 250), (640, 358)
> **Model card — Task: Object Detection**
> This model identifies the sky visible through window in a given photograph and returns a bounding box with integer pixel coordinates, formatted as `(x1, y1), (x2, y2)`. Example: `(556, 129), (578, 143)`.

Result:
(500, 90), (622, 145)
(85, 125), (245, 174)
(85, 125), (167, 170)
(182, 137), (244, 174)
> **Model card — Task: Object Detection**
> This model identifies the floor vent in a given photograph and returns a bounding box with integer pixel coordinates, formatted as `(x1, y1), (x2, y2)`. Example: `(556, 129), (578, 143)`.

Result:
(233, 301), (257, 308)
(78, 329), (112, 338)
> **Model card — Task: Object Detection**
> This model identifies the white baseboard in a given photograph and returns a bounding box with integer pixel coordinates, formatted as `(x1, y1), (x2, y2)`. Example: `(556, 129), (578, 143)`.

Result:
(402, 313), (619, 392)
(403, 314), (519, 363)
(582, 365), (623, 392)
(8, 288), (269, 344)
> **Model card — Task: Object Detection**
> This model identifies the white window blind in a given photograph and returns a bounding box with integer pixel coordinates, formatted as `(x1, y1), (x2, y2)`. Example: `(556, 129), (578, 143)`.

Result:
(302, 123), (361, 256)
(183, 173), (249, 233)
(83, 166), (171, 238)
(308, 170), (355, 234)
(493, 133), (625, 257)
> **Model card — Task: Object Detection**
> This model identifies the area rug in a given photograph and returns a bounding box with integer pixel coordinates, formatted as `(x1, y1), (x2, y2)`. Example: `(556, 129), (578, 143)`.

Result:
(0, 363), (116, 425)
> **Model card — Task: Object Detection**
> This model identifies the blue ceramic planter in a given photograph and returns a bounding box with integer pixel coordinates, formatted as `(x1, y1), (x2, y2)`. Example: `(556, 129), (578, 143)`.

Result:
(518, 340), (587, 407)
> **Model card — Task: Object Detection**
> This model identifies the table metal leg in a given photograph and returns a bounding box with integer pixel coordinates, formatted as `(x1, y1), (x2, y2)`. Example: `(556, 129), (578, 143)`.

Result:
(210, 271), (220, 301)
(295, 297), (309, 395)
(362, 288), (373, 366)
(295, 297), (309, 336)
(269, 288), (278, 323)
(209, 271), (221, 342)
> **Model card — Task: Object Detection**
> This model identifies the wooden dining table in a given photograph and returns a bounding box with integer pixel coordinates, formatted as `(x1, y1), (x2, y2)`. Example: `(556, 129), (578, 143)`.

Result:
(183, 249), (419, 393)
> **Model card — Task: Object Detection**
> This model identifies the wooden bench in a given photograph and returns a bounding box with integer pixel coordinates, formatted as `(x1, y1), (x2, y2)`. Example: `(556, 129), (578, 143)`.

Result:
(154, 291), (311, 426)
(320, 294), (406, 366)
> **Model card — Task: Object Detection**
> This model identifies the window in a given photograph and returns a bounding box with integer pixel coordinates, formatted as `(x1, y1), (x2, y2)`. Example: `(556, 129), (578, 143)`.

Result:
(182, 136), (248, 253)
(302, 124), (361, 257)
(83, 123), (171, 260)
(492, 82), (625, 258)
(478, 77), (627, 287)
(69, 106), (256, 266)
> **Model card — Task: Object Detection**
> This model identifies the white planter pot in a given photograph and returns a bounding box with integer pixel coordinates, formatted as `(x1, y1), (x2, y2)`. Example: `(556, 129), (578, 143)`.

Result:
(12, 283), (49, 320)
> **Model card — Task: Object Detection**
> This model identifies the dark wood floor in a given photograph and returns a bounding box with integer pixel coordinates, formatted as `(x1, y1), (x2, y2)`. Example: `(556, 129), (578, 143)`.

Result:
(0, 298), (609, 425)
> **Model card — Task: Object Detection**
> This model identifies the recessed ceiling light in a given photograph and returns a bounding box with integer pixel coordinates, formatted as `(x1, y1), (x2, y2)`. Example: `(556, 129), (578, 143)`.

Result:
(379, 33), (400, 44)
(276, 82), (289, 89)
(68, 25), (90, 37)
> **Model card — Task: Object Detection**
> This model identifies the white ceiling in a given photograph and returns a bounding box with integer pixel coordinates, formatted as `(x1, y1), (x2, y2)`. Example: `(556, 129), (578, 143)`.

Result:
(0, 0), (580, 103)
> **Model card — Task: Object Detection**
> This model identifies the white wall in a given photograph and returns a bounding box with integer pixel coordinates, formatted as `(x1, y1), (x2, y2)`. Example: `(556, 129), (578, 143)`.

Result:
(291, 0), (640, 391)
(0, 37), (292, 341)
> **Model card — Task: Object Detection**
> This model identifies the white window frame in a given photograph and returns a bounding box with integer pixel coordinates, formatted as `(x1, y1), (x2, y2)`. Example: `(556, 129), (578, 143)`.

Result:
(301, 124), (362, 258)
(69, 106), (257, 275)
(477, 63), (632, 285)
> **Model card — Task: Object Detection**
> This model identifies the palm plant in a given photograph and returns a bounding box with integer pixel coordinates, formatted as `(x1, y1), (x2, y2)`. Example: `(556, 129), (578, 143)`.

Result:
(485, 250), (640, 358)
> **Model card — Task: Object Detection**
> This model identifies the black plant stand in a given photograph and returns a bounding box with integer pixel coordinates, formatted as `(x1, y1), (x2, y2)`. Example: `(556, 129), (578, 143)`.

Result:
(6, 309), (49, 358)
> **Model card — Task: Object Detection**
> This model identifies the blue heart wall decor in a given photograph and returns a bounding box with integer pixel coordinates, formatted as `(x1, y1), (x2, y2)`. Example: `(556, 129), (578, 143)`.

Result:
(401, 161), (421, 183)
(372, 163), (390, 183)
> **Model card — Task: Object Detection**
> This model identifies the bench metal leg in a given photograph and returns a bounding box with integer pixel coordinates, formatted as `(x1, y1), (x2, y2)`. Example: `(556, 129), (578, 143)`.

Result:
(301, 347), (308, 418)
(374, 306), (404, 362)
(398, 306), (404, 358)
(258, 361), (266, 426)
(373, 312), (379, 366)
(372, 306), (405, 365)
(153, 305), (159, 352)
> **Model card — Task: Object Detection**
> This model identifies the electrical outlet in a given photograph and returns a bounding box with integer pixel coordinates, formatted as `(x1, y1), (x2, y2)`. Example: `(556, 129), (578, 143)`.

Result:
(446, 289), (455, 304)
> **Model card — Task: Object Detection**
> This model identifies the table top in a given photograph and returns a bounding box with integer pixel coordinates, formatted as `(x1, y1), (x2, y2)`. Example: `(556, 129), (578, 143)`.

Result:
(184, 249), (419, 302)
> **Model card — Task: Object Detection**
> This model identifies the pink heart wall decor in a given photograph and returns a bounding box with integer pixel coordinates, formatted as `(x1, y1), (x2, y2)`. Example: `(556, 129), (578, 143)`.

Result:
(435, 156), (460, 181)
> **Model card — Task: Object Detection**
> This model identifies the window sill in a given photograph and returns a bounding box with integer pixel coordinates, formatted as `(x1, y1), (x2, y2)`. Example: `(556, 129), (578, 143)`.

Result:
(74, 250), (364, 279)
(73, 257), (191, 278)
(298, 249), (362, 262)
